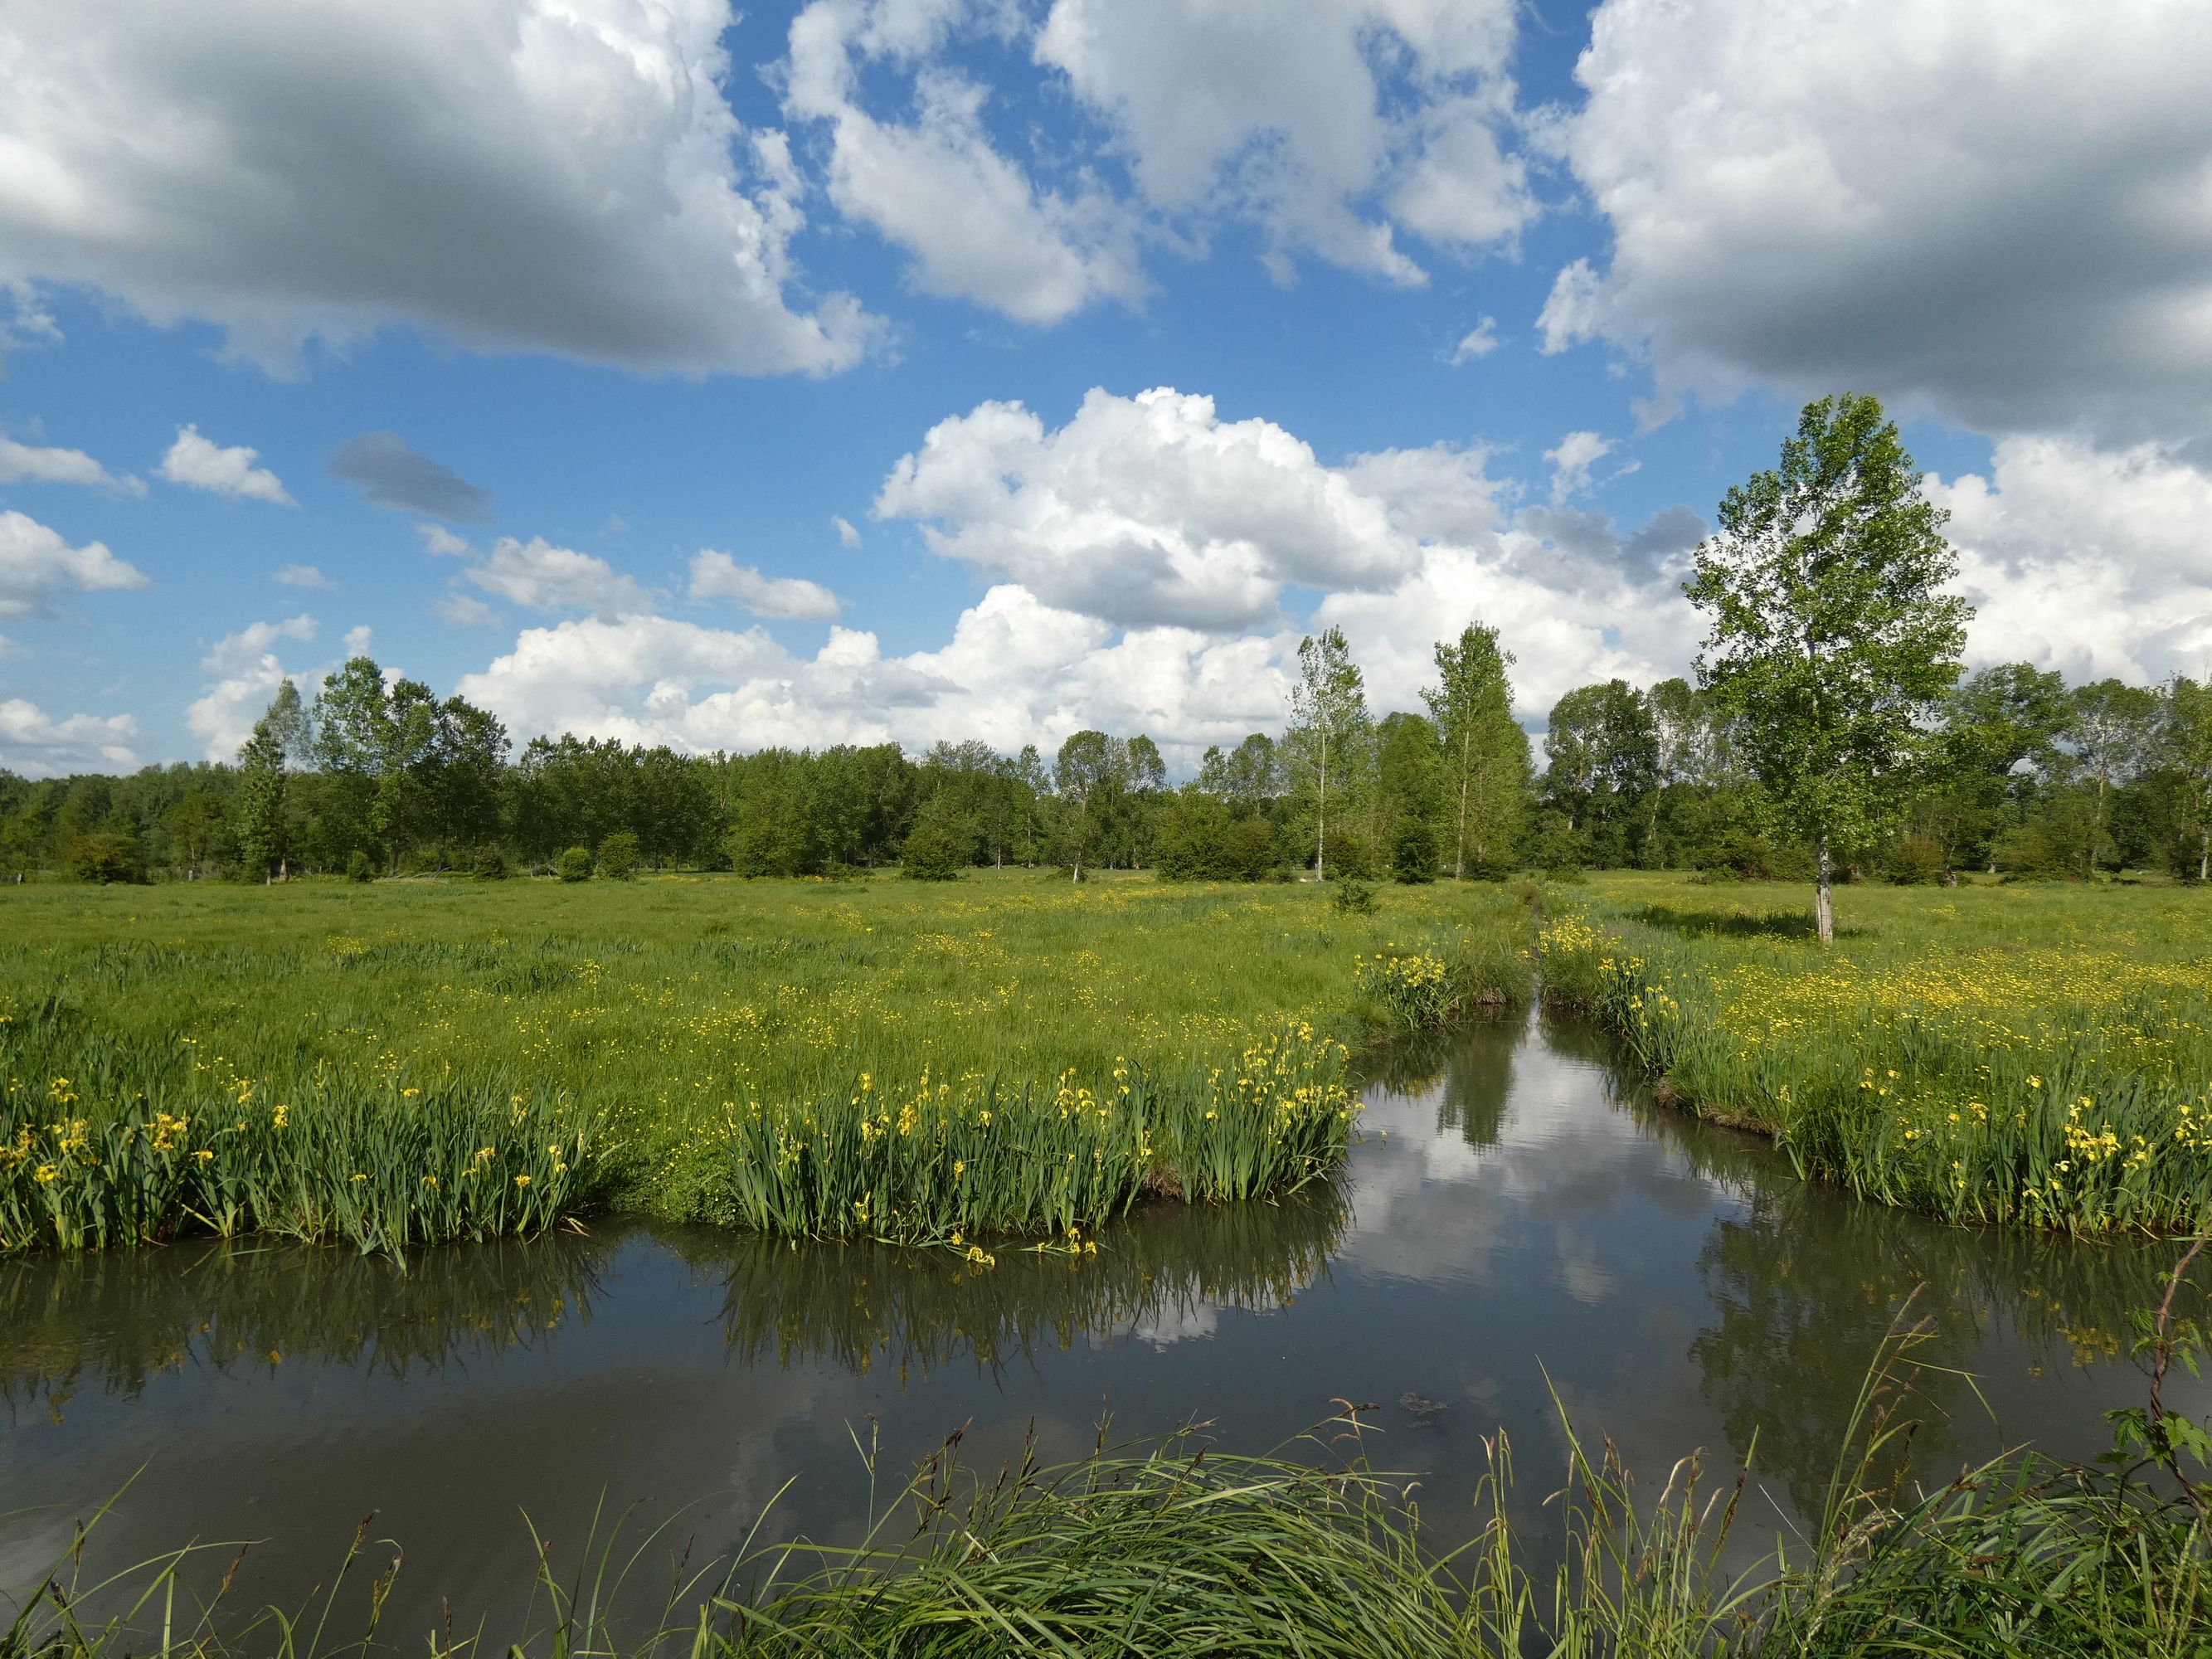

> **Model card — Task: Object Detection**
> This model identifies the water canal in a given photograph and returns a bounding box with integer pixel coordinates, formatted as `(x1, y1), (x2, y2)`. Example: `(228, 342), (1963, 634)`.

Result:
(4, 1010), (2200, 1637)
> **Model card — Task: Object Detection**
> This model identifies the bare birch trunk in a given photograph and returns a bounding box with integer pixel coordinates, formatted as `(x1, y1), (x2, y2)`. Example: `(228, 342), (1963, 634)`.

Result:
(1815, 834), (1835, 946)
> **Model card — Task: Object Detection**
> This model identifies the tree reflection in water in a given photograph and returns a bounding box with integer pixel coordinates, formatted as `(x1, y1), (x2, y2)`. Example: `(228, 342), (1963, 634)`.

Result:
(0, 1233), (607, 1421)
(1360, 1014), (1516, 1152)
(1689, 1160), (2189, 1520)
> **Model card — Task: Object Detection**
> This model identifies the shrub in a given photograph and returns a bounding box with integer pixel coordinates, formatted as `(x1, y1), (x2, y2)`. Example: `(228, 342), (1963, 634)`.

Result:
(1157, 807), (1276, 883)
(1390, 816), (1437, 883)
(1331, 876), (1377, 917)
(1220, 816), (1276, 882)
(1321, 825), (1374, 880)
(472, 844), (509, 881)
(1529, 819), (1584, 878)
(1693, 825), (1772, 880)
(901, 824), (965, 881)
(596, 830), (640, 882)
(69, 833), (146, 885)
(345, 849), (376, 883)
(727, 797), (822, 877)
(1887, 834), (1947, 885)
(557, 846), (593, 883)
(1767, 841), (1820, 882)
(1994, 823), (2069, 881)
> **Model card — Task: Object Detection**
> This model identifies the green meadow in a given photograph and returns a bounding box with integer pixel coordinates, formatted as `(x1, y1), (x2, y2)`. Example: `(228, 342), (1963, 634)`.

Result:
(0, 872), (1533, 1255)
(1551, 871), (2212, 1234)
(10, 867), (2212, 1252)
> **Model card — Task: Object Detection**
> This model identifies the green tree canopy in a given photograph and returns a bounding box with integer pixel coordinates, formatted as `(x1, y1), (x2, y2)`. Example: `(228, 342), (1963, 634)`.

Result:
(1422, 624), (1529, 878)
(1285, 626), (1373, 881)
(1685, 392), (1969, 942)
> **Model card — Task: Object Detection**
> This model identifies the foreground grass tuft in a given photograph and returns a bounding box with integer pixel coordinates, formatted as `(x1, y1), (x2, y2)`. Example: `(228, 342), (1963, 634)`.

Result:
(14, 1318), (2209, 1657)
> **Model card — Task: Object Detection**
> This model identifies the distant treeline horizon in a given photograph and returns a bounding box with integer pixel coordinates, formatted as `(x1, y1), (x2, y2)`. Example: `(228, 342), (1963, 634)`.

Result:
(6, 628), (2211, 885)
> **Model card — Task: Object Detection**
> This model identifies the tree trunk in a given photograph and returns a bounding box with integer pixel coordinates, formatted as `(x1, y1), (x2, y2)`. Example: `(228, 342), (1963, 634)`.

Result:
(1314, 732), (1327, 882)
(1456, 728), (1471, 880)
(2092, 774), (2107, 878)
(1814, 834), (1835, 946)
(2200, 825), (2209, 884)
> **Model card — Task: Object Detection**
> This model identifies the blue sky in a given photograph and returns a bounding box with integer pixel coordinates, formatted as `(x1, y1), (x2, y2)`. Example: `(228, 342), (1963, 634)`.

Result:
(1, 0), (2206, 776)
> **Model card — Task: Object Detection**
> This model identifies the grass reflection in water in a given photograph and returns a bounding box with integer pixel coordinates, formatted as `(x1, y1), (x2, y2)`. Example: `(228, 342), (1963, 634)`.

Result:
(0, 1179), (1348, 1418)
(678, 1180), (1346, 1383)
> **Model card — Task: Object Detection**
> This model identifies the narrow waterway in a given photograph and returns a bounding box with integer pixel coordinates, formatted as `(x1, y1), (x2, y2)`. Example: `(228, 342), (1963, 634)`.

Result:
(4, 1011), (2200, 1638)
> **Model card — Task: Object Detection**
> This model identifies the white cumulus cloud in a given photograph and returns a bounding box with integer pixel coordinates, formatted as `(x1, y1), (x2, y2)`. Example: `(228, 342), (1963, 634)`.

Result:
(1544, 431), (1612, 504)
(690, 551), (842, 621)
(1036, 0), (1531, 280)
(778, 0), (1534, 324)
(464, 537), (653, 618)
(1450, 318), (1500, 364)
(0, 429), (143, 494)
(0, 698), (139, 776)
(274, 563), (332, 589)
(159, 426), (294, 504)
(455, 584), (1295, 769)
(0, 0), (875, 377)
(1544, 0), (2212, 444)
(875, 387), (1422, 630)
(1928, 435), (2212, 684)
(784, 0), (1143, 324)
(0, 508), (148, 618)
(416, 523), (473, 558)
(435, 592), (498, 627)
(832, 514), (862, 548)
(449, 389), (1732, 762)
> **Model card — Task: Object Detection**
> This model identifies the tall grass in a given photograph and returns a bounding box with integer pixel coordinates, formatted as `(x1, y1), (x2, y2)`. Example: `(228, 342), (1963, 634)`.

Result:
(0, 874), (1534, 1254)
(1542, 874), (2212, 1235)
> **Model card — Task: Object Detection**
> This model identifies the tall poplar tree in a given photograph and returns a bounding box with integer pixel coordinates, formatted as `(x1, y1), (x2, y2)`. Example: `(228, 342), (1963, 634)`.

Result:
(1053, 729), (1124, 883)
(236, 681), (309, 881)
(1423, 624), (1529, 878)
(2064, 678), (2161, 873)
(1286, 626), (1371, 881)
(2165, 676), (2212, 882)
(1686, 393), (1968, 943)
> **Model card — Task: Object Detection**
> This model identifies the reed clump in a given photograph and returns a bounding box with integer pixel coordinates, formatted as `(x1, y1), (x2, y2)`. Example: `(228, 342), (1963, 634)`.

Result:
(692, 1020), (1356, 1244)
(0, 1052), (599, 1257)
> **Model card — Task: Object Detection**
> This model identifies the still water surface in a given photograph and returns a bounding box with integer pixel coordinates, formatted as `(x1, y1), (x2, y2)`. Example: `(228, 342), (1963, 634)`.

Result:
(4, 1012), (2201, 1633)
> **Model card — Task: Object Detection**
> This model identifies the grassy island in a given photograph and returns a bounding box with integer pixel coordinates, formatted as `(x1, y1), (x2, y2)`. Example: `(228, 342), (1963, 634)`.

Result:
(1550, 873), (2212, 1236)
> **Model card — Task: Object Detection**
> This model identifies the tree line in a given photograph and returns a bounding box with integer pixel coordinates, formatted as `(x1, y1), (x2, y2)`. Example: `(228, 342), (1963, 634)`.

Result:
(0, 617), (1527, 886)
(8, 635), (2208, 890)
(7, 395), (2210, 899)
